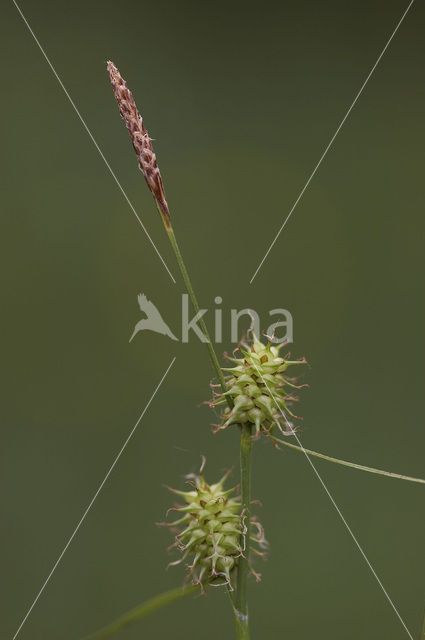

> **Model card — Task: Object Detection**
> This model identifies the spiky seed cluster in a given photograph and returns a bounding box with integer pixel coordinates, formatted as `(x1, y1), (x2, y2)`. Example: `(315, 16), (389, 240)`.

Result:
(210, 333), (307, 437)
(106, 61), (170, 226)
(161, 464), (266, 588)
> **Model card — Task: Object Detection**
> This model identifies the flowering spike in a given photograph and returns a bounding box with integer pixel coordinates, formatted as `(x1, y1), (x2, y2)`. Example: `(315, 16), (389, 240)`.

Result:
(106, 61), (171, 228)
(161, 462), (266, 588)
(210, 333), (307, 438)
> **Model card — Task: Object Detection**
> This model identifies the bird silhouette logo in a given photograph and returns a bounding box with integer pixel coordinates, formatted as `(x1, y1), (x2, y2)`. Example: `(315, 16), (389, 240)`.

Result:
(129, 294), (178, 342)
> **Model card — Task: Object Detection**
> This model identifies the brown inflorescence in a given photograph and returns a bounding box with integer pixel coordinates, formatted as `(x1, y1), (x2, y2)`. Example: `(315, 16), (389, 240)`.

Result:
(107, 61), (170, 226)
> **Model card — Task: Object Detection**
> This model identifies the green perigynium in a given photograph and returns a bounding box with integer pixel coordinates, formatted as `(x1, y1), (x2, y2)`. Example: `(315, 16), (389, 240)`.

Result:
(161, 461), (267, 589)
(210, 333), (307, 437)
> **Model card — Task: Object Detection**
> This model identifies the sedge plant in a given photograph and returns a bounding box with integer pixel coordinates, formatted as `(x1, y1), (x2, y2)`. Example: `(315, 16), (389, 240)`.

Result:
(80, 62), (425, 640)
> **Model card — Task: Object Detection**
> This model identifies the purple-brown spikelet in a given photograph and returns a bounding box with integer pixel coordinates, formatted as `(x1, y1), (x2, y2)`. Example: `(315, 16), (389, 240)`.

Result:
(106, 61), (171, 227)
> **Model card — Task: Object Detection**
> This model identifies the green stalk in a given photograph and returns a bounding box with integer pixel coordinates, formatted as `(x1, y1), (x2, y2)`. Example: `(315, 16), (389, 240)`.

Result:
(232, 606), (250, 640)
(158, 209), (252, 636)
(160, 213), (230, 408)
(234, 424), (253, 639)
(227, 588), (245, 639)
(81, 584), (199, 639)
(271, 436), (425, 484)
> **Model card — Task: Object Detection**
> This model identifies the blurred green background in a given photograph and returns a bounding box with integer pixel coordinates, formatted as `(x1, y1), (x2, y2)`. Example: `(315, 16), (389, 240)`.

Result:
(1, 0), (424, 638)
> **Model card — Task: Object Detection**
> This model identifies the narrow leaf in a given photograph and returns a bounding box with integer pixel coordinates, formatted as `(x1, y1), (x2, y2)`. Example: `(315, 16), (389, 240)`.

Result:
(81, 584), (199, 640)
(271, 437), (425, 484)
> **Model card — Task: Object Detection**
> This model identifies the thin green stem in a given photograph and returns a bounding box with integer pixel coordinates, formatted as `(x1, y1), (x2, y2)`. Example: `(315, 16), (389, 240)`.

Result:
(158, 211), (251, 638)
(271, 436), (425, 484)
(421, 606), (425, 640)
(165, 222), (230, 407)
(234, 424), (253, 640)
(227, 588), (245, 639)
(80, 584), (199, 640)
(232, 605), (250, 640)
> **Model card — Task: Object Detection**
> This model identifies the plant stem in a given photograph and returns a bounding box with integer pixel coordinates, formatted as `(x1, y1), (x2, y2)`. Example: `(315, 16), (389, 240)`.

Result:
(271, 436), (425, 484)
(234, 424), (253, 639)
(227, 588), (245, 639)
(164, 220), (230, 406)
(80, 584), (199, 640)
(158, 211), (251, 638)
(232, 605), (250, 640)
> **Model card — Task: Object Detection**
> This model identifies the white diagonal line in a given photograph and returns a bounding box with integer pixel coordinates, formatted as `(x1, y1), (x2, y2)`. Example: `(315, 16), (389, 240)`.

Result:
(249, 0), (415, 284)
(251, 360), (414, 640)
(12, 0), (176, 284)
(11, 357), (176, 640)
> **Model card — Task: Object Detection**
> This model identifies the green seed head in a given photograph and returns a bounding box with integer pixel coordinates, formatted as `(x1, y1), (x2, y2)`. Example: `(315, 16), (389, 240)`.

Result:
(161, 460), (267, 589)
(210, 333), (307, 437)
